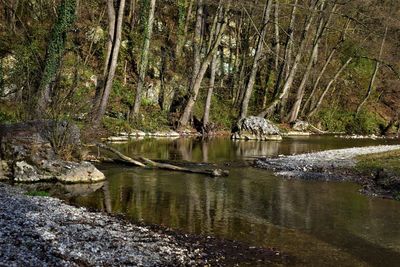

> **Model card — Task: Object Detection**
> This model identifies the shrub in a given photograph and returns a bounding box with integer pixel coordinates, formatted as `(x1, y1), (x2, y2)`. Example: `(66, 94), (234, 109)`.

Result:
(317, 109), (384, 134)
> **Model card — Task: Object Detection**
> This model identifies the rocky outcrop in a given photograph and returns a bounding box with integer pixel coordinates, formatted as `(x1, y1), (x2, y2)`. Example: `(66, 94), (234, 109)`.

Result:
(232, 116), (282, 141)
(12, 160), (105, 183)
(0, 121), (105, 183)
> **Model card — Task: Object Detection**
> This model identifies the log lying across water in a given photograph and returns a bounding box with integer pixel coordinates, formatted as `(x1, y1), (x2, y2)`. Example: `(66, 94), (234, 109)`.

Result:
(96, 143), (229, 177)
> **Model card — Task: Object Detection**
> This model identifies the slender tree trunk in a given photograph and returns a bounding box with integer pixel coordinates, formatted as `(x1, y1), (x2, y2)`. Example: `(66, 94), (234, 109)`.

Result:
(92, 0), (126, 126)
(238, 0), (272, 120)
(36, 0), (77, 115)
(203, 53), (218, 129)
(301, 18), (351, 116)
(202, 6), (223, 129)
(178, 1), (229, 127)
(131, 0), (157, 116)
(307, 58), (352, 118)
(158, 46), (167, 110)
(273, 0), (280, 71)
(287, 1), (334, 123)
(92, 1), (116, 114)
(356, 26), (387, 115)
(271, 0), (297, 102)
(259, 0), (318, 118)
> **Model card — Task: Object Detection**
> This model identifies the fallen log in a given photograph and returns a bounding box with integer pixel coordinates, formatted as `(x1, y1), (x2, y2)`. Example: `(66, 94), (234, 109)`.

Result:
(95, 143), (229, 177)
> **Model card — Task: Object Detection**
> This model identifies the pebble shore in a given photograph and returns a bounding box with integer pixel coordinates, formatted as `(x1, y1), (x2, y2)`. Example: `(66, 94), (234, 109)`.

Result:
(0, 183), (204, 266)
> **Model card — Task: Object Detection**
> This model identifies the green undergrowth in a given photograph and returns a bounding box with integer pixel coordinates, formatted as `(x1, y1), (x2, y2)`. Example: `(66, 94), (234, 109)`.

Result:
(356, 149), (400, 175)
(316, 109), (385, 134)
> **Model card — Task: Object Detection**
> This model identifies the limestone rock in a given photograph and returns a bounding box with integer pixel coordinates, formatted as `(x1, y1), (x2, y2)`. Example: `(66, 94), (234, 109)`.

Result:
(292, 120), (311, 132)
(232, 116), (282, 141)
(12, 160), (105, 183)
(14, 161), (53, 182)
(57, 162), (105, 183)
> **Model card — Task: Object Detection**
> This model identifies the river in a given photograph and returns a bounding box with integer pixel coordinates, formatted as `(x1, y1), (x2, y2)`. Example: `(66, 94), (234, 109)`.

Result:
(66, 136), (400, 266)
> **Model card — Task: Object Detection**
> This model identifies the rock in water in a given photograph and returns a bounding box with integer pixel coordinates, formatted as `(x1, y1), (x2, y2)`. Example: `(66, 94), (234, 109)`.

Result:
(232, 116), (282, 141)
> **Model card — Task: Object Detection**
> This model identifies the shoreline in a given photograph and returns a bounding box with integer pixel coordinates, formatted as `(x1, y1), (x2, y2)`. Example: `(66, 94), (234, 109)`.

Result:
(0, 182), (287, 266)
(255, 145), (400, 199)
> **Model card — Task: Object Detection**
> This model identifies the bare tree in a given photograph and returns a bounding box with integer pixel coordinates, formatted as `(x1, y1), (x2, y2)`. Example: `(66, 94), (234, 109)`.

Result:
(287, 0), (335, 123)
(238, 0), (272, 120)
(356, 26), (387, 115)
(131, 0), (157, 117)
(178, 0), (229, 128)
(260, 0), (320, 119)
(307, 57), (353, 118)
(91, 0), (126, 126)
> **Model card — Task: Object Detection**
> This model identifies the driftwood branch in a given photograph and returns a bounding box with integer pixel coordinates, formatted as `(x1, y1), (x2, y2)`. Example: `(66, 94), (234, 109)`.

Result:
(96, 143), (229, 177)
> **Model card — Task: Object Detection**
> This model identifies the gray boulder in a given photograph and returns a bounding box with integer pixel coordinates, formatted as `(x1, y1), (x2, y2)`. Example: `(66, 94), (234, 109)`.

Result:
(13, 160), (105, 183)
(232, 116), (282, 141)
(292, 120), (310, 132)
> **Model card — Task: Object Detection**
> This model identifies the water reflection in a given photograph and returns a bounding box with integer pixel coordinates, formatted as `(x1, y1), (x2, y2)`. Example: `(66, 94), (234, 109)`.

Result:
(68, 137), (400, 266)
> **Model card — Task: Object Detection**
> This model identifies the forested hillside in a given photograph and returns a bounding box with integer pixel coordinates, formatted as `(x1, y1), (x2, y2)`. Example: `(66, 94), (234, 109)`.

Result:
(1, 0), (399, 135)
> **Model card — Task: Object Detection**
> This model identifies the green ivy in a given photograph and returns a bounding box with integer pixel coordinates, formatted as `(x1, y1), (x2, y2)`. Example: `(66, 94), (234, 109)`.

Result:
(38, 0), (77, 95)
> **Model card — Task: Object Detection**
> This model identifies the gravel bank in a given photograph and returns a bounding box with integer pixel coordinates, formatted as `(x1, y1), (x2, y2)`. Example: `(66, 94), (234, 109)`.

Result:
(0, 183), (205, 266)
(256, 145), (400, 180)
(0, 183), (286, 266)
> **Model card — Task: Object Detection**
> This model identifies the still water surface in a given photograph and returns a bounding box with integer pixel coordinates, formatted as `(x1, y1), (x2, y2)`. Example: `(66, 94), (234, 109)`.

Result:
(68, 136), (400, 266)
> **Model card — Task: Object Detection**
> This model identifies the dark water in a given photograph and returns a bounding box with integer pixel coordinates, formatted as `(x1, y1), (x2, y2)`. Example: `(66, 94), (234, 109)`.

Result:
(67, 136), (400, 266)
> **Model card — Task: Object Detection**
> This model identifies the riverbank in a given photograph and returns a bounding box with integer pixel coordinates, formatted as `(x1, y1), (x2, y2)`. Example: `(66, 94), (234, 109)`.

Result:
(0, 183), (286, 266)
(255, 145), (400, 199)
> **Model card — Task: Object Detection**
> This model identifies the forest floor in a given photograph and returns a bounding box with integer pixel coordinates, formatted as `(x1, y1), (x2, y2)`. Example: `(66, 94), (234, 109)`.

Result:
(0, 183), (288, 266)
(255, 145), (400, 199)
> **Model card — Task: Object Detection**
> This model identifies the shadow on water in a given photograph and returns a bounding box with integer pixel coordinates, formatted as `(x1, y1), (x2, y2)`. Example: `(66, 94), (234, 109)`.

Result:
(65, 136), (400, 266)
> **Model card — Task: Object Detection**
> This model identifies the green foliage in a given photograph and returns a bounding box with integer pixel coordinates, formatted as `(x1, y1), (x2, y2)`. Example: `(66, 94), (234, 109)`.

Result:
(0, 111), (18, 124)
(26, 190), (50, 197)
(131, 108), (170, 132)
(342, 40), (374, 79)
(317, 109), (384, 134)
(103, 117), (133, 133)
(38, 0), (77, 94)
(177, 0), (186, 41)
(194, 93), (235, 130)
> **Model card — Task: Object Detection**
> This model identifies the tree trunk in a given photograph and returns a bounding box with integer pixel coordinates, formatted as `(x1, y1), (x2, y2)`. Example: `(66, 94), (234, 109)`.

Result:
(202, 52), (218, 130)
(178, 1), (229, 128)
(92, 0), (116, 116)
(301, 18), (351, 116)
(287, 1), (334, 123)
(271, 0), (297, 106)
(238, 0), (272, 120)
(91, 0), (126, 126)
(307, 57), (352, 118)
(356, 26), (387, 115)
(36, 0), (77, 115)
(259, 0), (318, 118)
(131, 0), (157, 117)
(273, 0), (280, 71)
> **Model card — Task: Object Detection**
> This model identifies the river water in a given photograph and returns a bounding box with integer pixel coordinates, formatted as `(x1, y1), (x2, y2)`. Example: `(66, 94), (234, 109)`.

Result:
(67, 136), (400, 266)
